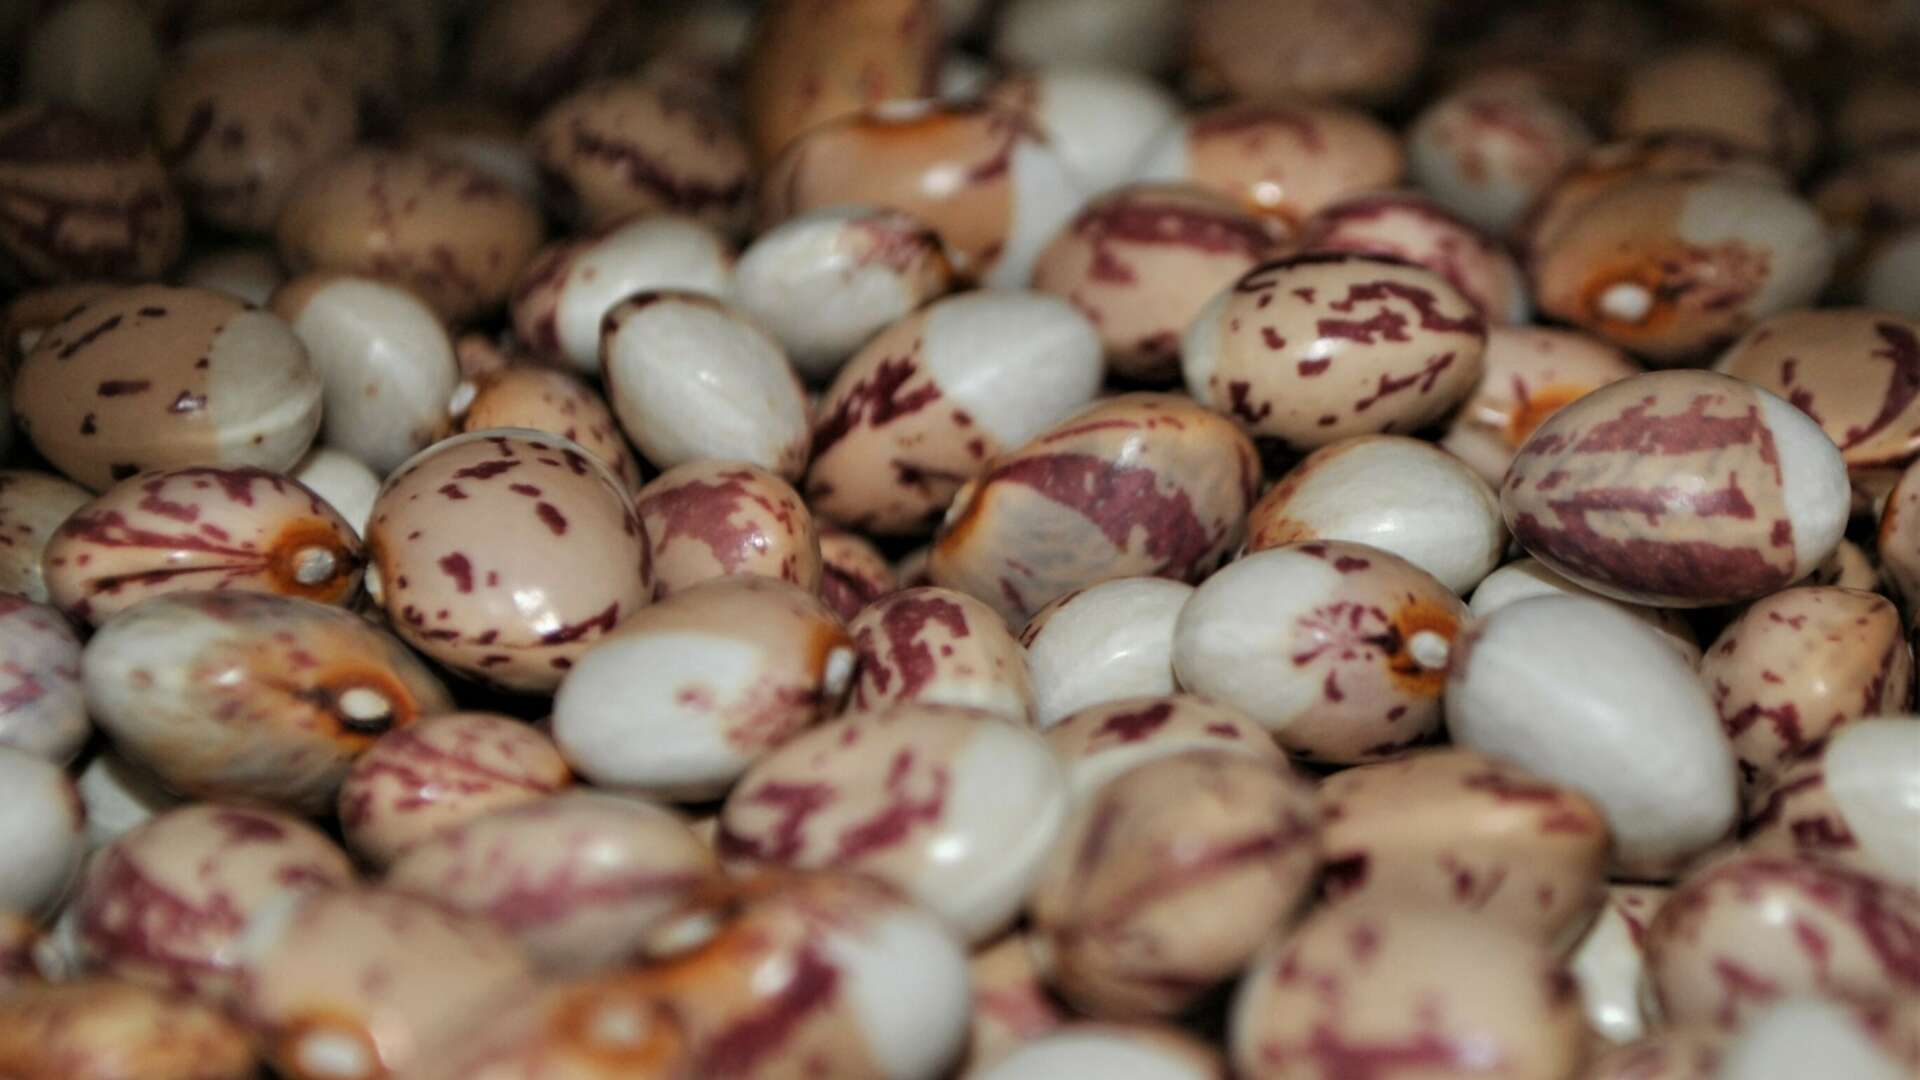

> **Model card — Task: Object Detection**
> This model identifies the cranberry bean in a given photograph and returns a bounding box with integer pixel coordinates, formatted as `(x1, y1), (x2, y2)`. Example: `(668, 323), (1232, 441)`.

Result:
(289, 448), (378, 538)
(451, 364), (640, 492)
(1044, 693), (1287, 804)
(1715, 996), (1920, 1080)
(0, 595), (88, 762)
(0, 470), (92, 603)
(847, 586), (1030, 723)
(1407, 80), (1595, 234)
(0, 104), (185, 286)
(1715, 309), (1920, 470)
(1468, 557), (1703, 663)
(819, 526), (898, 621)
(1582, 1027), (1725, 1080)
(1295, 192), (1530, 325)
(1021, 577), (1192, 729)
(1744, 719), (1920, 888)
(985, 68), (1179, 195)
(1613, 46), (1817, 173)
(742, 0), (941, 165)
(963, 932), (1070, 1071)
(395, 968), (691, 1080)
(0, 978), (257, 1080)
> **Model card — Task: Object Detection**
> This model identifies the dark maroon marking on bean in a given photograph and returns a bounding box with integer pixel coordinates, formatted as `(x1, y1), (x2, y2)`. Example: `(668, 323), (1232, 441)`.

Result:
(136, 306), (166, 318)
(535, 503), (568, 535)
(57, 314), (123, 360)
(437, 553), (474, 593)
(540, 601), (621, 644)
(720, 780), (834, 863)
(97, 379), (150, 397)
(811, 356), (940, 458)
(1838, 323), (1920, 451)
(1321, 853), (1369, 895)
(1227, 381), (1272, 423)
(507, 484), (541, 497)
(853, 592), (971, 706)
(1094, 701), (1174, 742)
(694, 944), (841, 1075)
(974, 452), (1221, 577)
(564, 119), (748, 213)
(1190, 103), (1326, 151)
(79, 414), (96, 435)
(832, 749), (950, 861)
(452, 460), (519, 480)
(1322, 278), (1485, 339)
(438, 484), (468, 501)
(1352, 352), (1457, 413)
(1297, 358), (1332, 376)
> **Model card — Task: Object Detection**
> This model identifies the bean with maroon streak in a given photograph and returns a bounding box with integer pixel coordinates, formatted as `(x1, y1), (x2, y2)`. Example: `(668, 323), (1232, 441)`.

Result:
(847, 586), (1031, 724)
(931, 393), (1258, 624)
(1045, 693), (1288, 805)
(805, 290), (1101, 536)
(1174, 541), (1467, 765)
(0, 978), (258, 1080)
(0, 595), (88, 762)
(1294, 191), (1530, 325)
(1699, 586), (1911, 798)
(232, 886), (535, 1080)
(719, 704), (1068, 943)
(1028, 750), (1320, 1019)
(1182, 253), (1487, 451)
(1229, 906), (1588, 1080)
(1030, 182), (1286, 383)
(1316, 749), (1610, 949)
(13, 285), (322, 491)
(962, 932), (1070, 1072)
(452, 364), (642, 492)
(1715, 310), (1920, 470)
(82, 591), (453, 815)
(365, 429), (649, 693)
(387, 791), (717, 973)
(1502, 369), (1849, 607)
(0, 103), (185, 286)
(622, 869), (970, 1079)
(552, 576), (854, 801)
(634, 460), (822, 601)
(337, 711), (574, 869)
(1438, 326), (1641, 486)
(1467, 556), (1702, 663)
(1406, 79), (1595, 234)
(44, 465), (363, 626)
(0, 470), (92, 603)
(1643, 852), (1920, 1030)
(1743, 719), (1920, 889)
(72, 802), (353, 1001)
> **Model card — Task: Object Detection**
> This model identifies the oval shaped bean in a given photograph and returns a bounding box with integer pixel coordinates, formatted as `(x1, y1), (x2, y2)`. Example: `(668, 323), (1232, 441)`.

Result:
(758, 101), (1084, 288)
(742, 0), (939, 164)
(1175, 541), (1468, 765)
(338, 711), (573, 869)
(0, 104), (185, 286)
(271, 272), (460, 474)
(1446, 594), (1738, 878)
(387, 791), (717, 973)
(0, 747), (82, 918)
(848, 586), (1031, 724)
(14, 285), (322, 491)
(985, 67), (1178, 195)
(1531, 175), (1833, 363)
(1133, 102), (1404, 227)
(1045, 694), (1288, 804)
(1503, 369), (1849, 607)
(718, 704), (1068, 942)
(1031, 183), (1286, 383)
(452, 364), (641, 492)
(74, 802), (352, 999)
(1183, 253), (1487, 450)
(1295, 191), (1530, 325)
(1700, 586), (1910, 796)
(1644, 852), (1920, 1028)
(44, 466), (363, 625)
(531, 76), (748, 232)
(0, 596), (87, 762)
(805, 290), (1102, 536)
(1467, 557), (1702, 663)
(276, 148), (545, 324)
(1187, 0), (1427, 106)
(366, 429), (648, 692)
(1021, 577), (1191, 729)
(1407, 80), (1594, 234)
(511, 214), (732, 375)
(1229, 907), (1587, 1080)
(1029, 750), (1319, 1019)
(0, 470), (93, 602)
(931, 393), (1259, 623)
(1317, 748), (1610, 949)
(1714, 309), (1920, 470)
(601, 291), (811, 480)
(1438, 326), (1640, 486)
(83, 591), (452, 814)
(552, 575), (853, 800)
(634, 460), (820, 600)
(1613, 46), (1815, 173)
(1744, 719), (1920, 889)
(1246, 435), (1505, 595)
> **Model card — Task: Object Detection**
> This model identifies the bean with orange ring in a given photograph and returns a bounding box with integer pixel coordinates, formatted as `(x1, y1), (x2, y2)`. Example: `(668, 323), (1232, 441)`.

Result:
(364, 429), (650, 693)
(1315, 748), (1611, 950)
(1173, 541), (1468, 765)
(551, 576), (855, 801)
(1027, 749), (1320, 1020)
(1699, 586), (1910, 798)
(1530, 175), (1833, 364)
(338, 711), (574, 870)
(81, 591), (454, 815)
(1182, 253), (1487, 451)
(1438, 326), (1641, 486)
(634, 460), (821, 601)
(847, 586), (1031, 724)
(44, 466), (363, 626)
